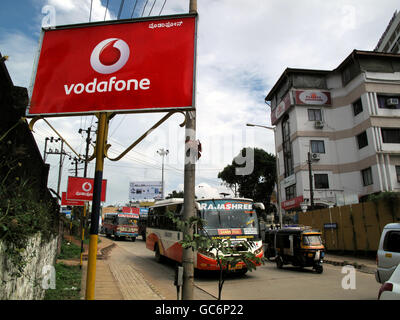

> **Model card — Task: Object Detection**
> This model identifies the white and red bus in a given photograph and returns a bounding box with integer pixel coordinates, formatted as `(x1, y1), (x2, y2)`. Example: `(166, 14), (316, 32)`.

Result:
(146, 198), (264, 274)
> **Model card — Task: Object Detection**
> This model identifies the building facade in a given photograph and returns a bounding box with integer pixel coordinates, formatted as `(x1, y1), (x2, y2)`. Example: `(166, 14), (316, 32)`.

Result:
(265, 50), (400, 212)
(375, 10), (400, 53)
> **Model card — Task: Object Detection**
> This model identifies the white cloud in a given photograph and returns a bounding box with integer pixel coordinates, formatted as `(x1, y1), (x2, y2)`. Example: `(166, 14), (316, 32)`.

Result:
(0, 31), (37, 88)
(45, 0), (115, 25)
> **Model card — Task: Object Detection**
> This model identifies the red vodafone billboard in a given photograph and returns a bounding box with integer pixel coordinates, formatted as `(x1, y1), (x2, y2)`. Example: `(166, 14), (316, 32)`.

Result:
(27, 14), (197, 117)
(67, 176), (107, 202)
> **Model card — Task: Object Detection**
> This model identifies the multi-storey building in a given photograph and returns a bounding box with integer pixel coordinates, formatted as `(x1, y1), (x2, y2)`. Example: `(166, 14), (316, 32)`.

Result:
(265, 50), (400, 213)
(375, 10), (400, 53)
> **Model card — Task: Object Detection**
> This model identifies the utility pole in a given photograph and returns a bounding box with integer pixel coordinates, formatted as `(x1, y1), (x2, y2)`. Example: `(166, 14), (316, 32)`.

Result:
(43, 137), (49, 162)
(69, 156), (84, 177)
(79, 127), (92, 178)
(85, 113), (109, 300)
(308, 152), (314, 210)
(57, 140), (64, 197)
(44, 137), (67, 199)
(157, 148), (169, 199)
(78, 127), (92, 271)
(181, 0), (197, 301)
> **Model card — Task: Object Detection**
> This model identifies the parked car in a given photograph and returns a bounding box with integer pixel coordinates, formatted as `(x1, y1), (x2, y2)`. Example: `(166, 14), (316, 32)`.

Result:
(378, 263), (400, 300)
(376, 223), (400, 284)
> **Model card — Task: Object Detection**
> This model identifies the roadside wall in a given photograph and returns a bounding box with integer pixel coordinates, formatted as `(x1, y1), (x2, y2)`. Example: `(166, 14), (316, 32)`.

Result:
(298, 199), (400, 253)
(0, 233), (59, 300)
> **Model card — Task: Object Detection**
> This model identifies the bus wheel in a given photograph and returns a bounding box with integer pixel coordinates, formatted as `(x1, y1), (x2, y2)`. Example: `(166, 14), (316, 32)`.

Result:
(237, 268), (248, 276)
(155, 245), (163, 263)
(131, 237), (136, 242)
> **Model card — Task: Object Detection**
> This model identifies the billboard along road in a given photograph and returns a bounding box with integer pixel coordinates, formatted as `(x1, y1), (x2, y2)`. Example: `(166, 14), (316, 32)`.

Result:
(27, 14), (197, 117)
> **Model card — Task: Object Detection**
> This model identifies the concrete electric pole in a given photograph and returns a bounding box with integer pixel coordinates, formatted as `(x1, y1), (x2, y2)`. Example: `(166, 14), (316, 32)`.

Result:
(181, 0), (197, 301)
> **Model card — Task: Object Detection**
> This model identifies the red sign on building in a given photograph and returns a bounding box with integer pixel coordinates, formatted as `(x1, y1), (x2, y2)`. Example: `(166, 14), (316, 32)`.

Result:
(294, 90), (331, 106)
(27, 14), (197, 116)
(66, 176), (107, 202)
(61, 192), (85, 206)
(281, 195), (304, 211)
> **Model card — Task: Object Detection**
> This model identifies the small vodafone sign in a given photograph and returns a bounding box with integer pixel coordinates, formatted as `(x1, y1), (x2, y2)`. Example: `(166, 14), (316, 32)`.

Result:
(61, 192), (85, 206)
(27, 14), (197, 116)
(67, 176), (107, 202)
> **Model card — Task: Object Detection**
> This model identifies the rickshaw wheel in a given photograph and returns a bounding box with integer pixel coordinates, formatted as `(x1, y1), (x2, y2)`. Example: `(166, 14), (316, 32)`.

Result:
(315, 265), (323, 274)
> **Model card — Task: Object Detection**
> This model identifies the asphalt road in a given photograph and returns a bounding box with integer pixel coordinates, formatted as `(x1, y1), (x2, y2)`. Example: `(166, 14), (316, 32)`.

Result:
(107, 235), (381, 300)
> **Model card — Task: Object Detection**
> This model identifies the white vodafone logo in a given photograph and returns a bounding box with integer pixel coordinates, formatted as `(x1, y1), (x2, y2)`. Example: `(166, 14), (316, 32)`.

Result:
(82, 182), (92, 192)
(90, 38), (130, 74)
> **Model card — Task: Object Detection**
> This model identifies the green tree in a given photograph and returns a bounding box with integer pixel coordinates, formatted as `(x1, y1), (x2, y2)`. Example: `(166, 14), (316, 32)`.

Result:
(166, 190), (184, 199)
(218, 148), (276, 207)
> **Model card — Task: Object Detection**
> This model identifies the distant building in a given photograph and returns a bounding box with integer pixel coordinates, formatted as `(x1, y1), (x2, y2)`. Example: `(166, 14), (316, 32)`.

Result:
(265, 50), (400, 213)
(375, 10), (400, 53)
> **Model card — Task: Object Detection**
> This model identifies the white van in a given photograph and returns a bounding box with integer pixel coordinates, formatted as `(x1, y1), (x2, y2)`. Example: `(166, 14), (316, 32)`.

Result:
(376, 223), (400, 284)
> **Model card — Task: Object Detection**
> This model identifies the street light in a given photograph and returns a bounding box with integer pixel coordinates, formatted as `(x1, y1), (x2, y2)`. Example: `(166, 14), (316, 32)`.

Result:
(157, 148), (169, 199)
(246, 123), (283, 227)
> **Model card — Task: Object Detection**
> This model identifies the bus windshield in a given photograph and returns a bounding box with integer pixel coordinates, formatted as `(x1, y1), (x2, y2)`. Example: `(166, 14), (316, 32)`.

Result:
(198, 200), (259, 236)
(117, 215), (138, 226)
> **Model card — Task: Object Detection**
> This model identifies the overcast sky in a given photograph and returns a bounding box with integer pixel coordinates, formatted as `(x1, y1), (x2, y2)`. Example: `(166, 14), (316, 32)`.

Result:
(0, 0), (398, 206)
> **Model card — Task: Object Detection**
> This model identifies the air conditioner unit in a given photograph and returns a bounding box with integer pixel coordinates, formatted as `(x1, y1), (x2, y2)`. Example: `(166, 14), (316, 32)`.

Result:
(311, 153), (320, 161)
(387, 98), (399, 106)
(314, 120), (324, 129)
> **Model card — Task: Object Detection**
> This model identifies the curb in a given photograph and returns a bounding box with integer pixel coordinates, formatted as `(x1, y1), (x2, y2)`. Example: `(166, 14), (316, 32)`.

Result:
(81, 243), (116, 261)
(323, 259), (376, 274)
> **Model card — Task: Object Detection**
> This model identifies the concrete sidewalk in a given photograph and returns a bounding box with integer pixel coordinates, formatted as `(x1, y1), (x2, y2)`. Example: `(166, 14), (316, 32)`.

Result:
(80, 236), (164, 300)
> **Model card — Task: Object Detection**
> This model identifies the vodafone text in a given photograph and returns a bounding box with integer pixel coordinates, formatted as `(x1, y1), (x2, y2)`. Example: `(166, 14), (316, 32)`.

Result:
(64, 77), (151, 95)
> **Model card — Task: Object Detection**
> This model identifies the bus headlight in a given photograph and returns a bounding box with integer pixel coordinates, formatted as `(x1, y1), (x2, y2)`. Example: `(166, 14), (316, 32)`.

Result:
(254, 246), (263, 255)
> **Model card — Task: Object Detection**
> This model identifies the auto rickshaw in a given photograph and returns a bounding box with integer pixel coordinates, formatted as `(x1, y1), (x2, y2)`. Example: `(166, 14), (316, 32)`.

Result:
(267, 226), (325, 273)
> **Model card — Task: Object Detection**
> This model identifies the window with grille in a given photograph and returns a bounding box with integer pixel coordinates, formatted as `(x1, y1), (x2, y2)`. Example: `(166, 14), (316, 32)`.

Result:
(357, 131), (368, 149)
(352, 98), (363, 116)
(381, 128), (400, 143)
(311, 140), (325, 153)
(314, 174), (329, 189)
(308, 109), (322, 121)
(361, 167), (373, 186)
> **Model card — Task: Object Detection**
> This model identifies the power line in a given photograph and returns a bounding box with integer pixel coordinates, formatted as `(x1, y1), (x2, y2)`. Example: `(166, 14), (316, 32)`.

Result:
(131, 0), (138, 18)
(117, 0), (125, 19)
(141, 0), (149, 17)
(159, 0), (167, 15)
(89, 0), (93, 22)
(104, 0), (110, 20)
(148, 0), (157, 16)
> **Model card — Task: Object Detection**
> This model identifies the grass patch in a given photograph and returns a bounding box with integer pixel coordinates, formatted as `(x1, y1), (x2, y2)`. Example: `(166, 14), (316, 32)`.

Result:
(57, 239), (81, 260)
(74, 235), (101, 245)
(44, 263), (81, 300)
